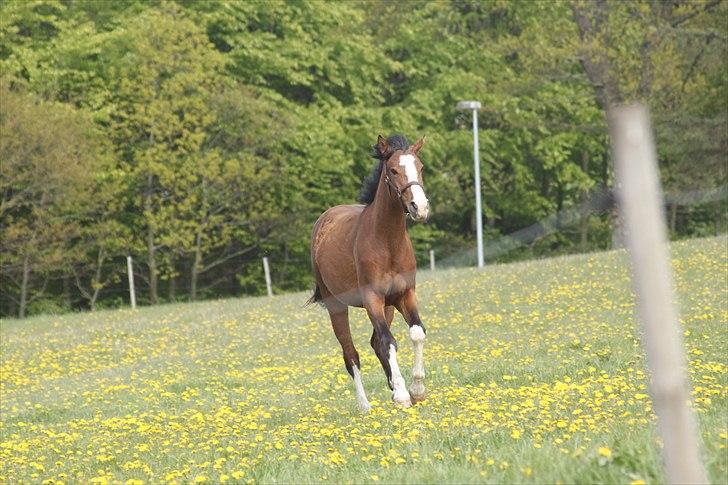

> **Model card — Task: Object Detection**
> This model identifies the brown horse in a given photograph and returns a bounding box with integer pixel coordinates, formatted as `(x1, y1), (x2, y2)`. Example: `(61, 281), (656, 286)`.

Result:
(309, 134), (429, 411)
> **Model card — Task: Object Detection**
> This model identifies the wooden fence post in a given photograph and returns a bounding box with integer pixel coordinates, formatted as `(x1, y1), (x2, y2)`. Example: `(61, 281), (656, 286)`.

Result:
(262, 257), (273, 297)
(429, 250), (435, 271)
(126, 256), (136, 310)
(610, 104), (707, 484)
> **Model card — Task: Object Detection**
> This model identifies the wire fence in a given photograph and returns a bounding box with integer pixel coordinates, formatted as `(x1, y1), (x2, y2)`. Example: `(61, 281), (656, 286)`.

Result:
(1, 182), (724, 318)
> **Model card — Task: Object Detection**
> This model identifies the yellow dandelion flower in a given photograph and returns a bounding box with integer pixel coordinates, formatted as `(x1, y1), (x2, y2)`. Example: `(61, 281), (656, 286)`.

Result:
(597, 447), (612, 458)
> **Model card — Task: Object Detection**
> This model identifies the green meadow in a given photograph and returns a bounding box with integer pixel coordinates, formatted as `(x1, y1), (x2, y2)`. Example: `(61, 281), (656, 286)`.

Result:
(1, 236), (726, 484)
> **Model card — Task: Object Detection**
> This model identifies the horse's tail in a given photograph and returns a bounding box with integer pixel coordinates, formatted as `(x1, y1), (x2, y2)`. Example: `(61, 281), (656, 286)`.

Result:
(305, 283), (323, 307)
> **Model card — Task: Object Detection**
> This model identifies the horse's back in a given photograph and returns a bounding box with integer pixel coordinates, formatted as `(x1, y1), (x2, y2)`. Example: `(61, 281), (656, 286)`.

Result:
(311, 204), (364, 246)
(311, 204), (365, 306)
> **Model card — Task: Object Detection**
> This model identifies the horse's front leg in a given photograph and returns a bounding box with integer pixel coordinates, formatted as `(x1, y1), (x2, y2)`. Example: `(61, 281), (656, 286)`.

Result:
(363, 290), (412, 408)
(395, 290), (427, 402)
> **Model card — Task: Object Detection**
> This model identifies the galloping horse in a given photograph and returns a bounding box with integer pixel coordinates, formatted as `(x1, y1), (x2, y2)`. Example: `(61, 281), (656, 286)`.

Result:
(309, 134), (429, 411)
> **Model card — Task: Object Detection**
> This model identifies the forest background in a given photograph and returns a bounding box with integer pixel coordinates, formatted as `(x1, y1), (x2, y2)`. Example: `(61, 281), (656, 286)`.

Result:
(1, 0), (726, 318)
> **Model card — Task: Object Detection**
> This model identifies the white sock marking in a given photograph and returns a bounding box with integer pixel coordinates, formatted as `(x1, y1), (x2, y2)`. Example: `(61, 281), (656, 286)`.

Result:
(409, 325), (426, 397)
(352, 365), (371, 412)
(399, 154), (429, 219)
(388, 344), (412, 406)
(410, 324), (426, 343)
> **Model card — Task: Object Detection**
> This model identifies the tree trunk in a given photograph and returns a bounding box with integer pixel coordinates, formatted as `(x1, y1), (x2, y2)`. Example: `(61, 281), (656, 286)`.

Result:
(580, 207), (590, 250)
(144, 174), (158, 305)
(168, 275), (176, 302)
(611, 207), (625, 249)
(147, 225), (158, 304)
(571, 1), (624, 112)
(7, 298), (16, 319)
(90, 287), (100, 312)
(580, 151), (590, 251)
(168, 255), (176, 302)
(62, 274), (72, 310)
(18, 253), (30, 318)
(190, 230), (202, 301)
(716, 200), (722, 236)
(280, 243), (289, 288)
(90, 248), (104, 311)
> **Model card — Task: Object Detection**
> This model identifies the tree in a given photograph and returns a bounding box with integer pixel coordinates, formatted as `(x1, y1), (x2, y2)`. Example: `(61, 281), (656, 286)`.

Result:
(179, 84), (298, 300)
(569, 0), (726, 238)
(0, 79), (101, 317)
(69, 170), (130, 311)
(0, 0), (724, 316)
(100, 4), (226, 304)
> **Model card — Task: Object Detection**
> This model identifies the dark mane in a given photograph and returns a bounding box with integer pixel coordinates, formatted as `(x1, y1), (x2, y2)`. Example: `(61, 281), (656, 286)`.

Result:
(358, 135), (410, 204)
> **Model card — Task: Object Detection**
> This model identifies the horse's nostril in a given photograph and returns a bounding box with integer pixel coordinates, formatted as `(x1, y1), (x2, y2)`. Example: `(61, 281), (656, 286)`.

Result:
(410, 201), (418, 211)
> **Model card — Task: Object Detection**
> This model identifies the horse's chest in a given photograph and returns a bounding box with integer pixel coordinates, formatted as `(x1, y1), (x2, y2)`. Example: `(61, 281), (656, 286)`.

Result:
(353, 231), (416, 298)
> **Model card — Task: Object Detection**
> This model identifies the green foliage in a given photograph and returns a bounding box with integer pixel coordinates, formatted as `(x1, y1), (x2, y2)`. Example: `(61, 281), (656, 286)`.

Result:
(0, 78), (105, 317)
(0, 0), (725, 316)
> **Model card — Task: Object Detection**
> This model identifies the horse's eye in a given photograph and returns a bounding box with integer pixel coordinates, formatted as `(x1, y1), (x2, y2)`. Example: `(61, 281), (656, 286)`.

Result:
(390, 168), (399, 175)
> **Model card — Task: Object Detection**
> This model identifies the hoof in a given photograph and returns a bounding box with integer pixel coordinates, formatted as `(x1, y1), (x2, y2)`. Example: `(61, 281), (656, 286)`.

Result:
(357, 395), (371, 413)
(393, 390), (413, 408)
(410, 380), (426, 403)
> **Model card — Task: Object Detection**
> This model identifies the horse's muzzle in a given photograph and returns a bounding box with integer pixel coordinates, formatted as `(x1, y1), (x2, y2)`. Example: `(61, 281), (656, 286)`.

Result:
(408, 200), (429, 221)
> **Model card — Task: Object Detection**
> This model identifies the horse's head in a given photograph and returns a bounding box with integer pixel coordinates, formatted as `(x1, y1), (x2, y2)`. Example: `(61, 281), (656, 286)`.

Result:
(376, 135), (430, 221)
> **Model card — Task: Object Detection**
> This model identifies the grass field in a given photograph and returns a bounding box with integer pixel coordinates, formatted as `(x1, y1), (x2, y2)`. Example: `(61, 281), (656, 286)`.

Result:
(1, 236), (726, 484)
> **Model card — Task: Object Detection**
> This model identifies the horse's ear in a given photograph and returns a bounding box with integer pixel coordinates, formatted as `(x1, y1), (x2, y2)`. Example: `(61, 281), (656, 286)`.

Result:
(411, 135), (426, 155)
(375, 135), (390, 158)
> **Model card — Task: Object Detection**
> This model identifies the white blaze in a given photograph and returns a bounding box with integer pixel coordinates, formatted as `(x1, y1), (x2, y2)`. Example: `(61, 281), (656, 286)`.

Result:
(399, 154), (429, 219)
(352, 365), (371, 412)
(388, 344), (412, 407)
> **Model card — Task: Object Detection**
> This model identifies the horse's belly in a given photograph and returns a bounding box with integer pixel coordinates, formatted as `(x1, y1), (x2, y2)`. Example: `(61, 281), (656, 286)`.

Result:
(320, 262), (360, 305)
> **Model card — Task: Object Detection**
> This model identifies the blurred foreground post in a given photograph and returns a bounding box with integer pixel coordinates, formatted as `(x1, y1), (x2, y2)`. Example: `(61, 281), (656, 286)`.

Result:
(126, 256), (136, 310)
(610, 104), (707, 484)
(429, 250), (435, 271)
(262, 257), (273, 297)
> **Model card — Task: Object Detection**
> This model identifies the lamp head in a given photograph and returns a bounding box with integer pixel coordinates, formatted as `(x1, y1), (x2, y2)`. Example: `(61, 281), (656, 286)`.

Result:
(456, 101), (481, 110)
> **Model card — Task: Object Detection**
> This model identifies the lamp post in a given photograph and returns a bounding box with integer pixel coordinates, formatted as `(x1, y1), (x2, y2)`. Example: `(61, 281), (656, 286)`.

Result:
(457, 100), (484, 268)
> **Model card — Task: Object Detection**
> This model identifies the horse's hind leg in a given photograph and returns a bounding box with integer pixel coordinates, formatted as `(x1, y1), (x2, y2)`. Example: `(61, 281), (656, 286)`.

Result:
(385, 305), (395, 327)
(327, 302), (370, 412)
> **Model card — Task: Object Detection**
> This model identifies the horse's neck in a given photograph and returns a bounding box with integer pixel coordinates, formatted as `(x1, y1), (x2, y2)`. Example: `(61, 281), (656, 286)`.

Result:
(370, 177), (407, 244)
